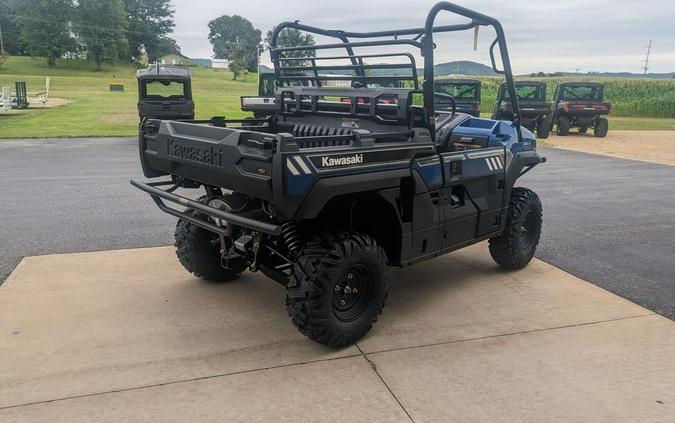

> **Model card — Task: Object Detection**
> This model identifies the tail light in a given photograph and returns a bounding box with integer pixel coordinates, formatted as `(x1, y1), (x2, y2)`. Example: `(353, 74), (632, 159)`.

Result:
(560, 101), (569, 113)
(339, 97), (366, 104)
(240, 97), (245, 108)
(474, 103), (481, 111)
(499, 102), (508, 112)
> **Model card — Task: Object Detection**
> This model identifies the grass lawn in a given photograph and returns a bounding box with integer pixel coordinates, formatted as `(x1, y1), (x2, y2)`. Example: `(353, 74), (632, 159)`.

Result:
(608, 116), (675, 130)
(2, 56), (674, 138)
(0, 56), (257, 138)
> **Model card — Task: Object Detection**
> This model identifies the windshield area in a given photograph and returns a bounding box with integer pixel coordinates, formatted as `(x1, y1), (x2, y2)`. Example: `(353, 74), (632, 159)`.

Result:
(260, 76), (277, 96)
(560, 85), (603, 101)
(502, 84), (546, 101)
(435, 83), (478, 100)
(142, 79), (189, 100)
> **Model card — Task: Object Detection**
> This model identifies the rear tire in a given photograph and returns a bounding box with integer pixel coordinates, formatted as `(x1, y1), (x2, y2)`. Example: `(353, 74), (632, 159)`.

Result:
(556, 117), (570, 136)
(489, 187), (542, 270)
(286, 232), (388, 347)
(174, 197), (246, 282)
(536, 118), (550, 139)
(594, 118), (609, 137)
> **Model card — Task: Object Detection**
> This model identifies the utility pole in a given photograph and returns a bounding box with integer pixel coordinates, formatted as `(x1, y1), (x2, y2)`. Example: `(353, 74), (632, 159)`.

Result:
(642, 39), (652, 76)
(0, 22), (5, 55)
(575, 68), (582, 74)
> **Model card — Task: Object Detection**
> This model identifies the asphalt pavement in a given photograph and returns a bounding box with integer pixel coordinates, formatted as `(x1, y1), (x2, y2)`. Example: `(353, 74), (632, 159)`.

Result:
(0, 137), (673, 318)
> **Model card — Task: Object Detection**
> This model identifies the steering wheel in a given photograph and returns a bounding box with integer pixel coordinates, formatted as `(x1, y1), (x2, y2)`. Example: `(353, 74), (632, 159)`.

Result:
(434, 92), (456, 117)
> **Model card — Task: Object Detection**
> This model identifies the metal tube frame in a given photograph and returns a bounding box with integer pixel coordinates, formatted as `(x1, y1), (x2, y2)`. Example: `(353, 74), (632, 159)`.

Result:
(269, 1), (522, 140)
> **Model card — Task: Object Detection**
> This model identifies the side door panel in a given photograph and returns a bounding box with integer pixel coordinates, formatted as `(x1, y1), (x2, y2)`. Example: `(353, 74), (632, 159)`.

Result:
(440, 146), (506, 249)
(400, 157), (444, 262)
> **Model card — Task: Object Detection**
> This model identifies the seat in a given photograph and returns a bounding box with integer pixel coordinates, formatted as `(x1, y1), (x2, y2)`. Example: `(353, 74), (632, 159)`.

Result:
(435, 112), (471, 153)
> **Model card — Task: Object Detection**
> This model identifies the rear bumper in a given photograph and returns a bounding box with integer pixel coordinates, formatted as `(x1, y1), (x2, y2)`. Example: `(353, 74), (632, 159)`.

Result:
(130, 179), (282, 236)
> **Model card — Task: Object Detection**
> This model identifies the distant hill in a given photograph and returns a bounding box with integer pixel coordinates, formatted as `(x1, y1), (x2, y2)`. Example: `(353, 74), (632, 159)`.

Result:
(267, 60), (497, 77)
(430, 61), (498, 76)
(259, 64), (274, 74)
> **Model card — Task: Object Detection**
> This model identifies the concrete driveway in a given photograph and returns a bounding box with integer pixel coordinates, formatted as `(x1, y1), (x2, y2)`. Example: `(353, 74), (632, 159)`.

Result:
(1, 137), (674, 319)
(2, 244), (673, 422)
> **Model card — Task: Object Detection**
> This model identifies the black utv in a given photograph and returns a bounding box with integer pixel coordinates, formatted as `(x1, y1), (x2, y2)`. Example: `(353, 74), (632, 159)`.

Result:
(492, 81), (552, 139)
(434, 78), (481, 117)
(131, 2), (546, 347)
(552, 82), (611, 137)
(137, 64), (194, 121)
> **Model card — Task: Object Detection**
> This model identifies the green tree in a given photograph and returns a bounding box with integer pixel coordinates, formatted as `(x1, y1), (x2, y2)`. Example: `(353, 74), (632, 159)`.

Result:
(208, 14), (261, 73)
(154, 36), (181, 57)
(123, 0), (176, 63)
(15, 0), (77, 66)
(77, 0), (128, 71)
(0, 0), (27, 55)
(226, 41), (250, 80)
(264, 27), (314, 66)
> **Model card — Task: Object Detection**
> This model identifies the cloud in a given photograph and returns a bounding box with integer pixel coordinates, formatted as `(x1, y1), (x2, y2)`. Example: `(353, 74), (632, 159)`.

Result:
(170, 0), (674, 73)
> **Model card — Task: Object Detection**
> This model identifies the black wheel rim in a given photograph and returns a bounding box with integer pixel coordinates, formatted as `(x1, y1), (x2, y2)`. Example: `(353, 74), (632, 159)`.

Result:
(332, 264), (373, 322)
(519, 210), (538, 251)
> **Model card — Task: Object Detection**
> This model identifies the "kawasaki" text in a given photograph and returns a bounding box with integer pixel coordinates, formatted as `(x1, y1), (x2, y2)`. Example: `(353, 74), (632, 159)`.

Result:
(320, 154), (364, 168)
(167, 139), (223, 168)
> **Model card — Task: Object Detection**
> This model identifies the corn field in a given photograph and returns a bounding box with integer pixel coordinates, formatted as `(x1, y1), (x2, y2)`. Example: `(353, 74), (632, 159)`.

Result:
(476, 77), (675, 118)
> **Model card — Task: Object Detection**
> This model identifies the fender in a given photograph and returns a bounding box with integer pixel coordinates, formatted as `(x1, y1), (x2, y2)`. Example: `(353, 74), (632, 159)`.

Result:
(506, 150), (546, 190)
(293, 168), (410, 221)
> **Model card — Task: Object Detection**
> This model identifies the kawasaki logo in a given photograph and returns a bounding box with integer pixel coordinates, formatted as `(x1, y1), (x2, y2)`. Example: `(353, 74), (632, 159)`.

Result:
(167, 139), (222, 168)
(320, 154), (364, 168)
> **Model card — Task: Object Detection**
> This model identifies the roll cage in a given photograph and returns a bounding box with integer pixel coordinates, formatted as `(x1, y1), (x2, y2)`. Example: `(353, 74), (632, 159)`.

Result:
(269, 1), (522, 141)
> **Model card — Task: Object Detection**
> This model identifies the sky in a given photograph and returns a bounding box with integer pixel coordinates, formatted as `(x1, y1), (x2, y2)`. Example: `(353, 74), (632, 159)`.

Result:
(170, 0), (675, 74)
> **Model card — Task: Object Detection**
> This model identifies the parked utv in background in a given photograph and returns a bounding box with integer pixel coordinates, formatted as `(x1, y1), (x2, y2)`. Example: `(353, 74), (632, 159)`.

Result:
(240, 73), (279, 118)
(132, 2), (545, 347)
(552, 82), (611, 137)
(492, 81), (552, 139)
(434, 78), (481, 117)
(137, 64), (194, 121)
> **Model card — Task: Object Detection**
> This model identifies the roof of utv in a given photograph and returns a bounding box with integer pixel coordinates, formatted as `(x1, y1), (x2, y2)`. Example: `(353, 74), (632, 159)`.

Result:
(137, 64), (192, 80)
(558, 81), (604, 88)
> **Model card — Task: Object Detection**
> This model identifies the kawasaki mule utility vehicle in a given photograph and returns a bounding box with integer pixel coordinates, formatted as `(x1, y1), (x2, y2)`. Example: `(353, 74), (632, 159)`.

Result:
(492, 81), (553, 139)
(434, 78), (481, 117)
(552, 82), (611, 137)
(137, 64), (195, 121)
(131, 2), (546, 346)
